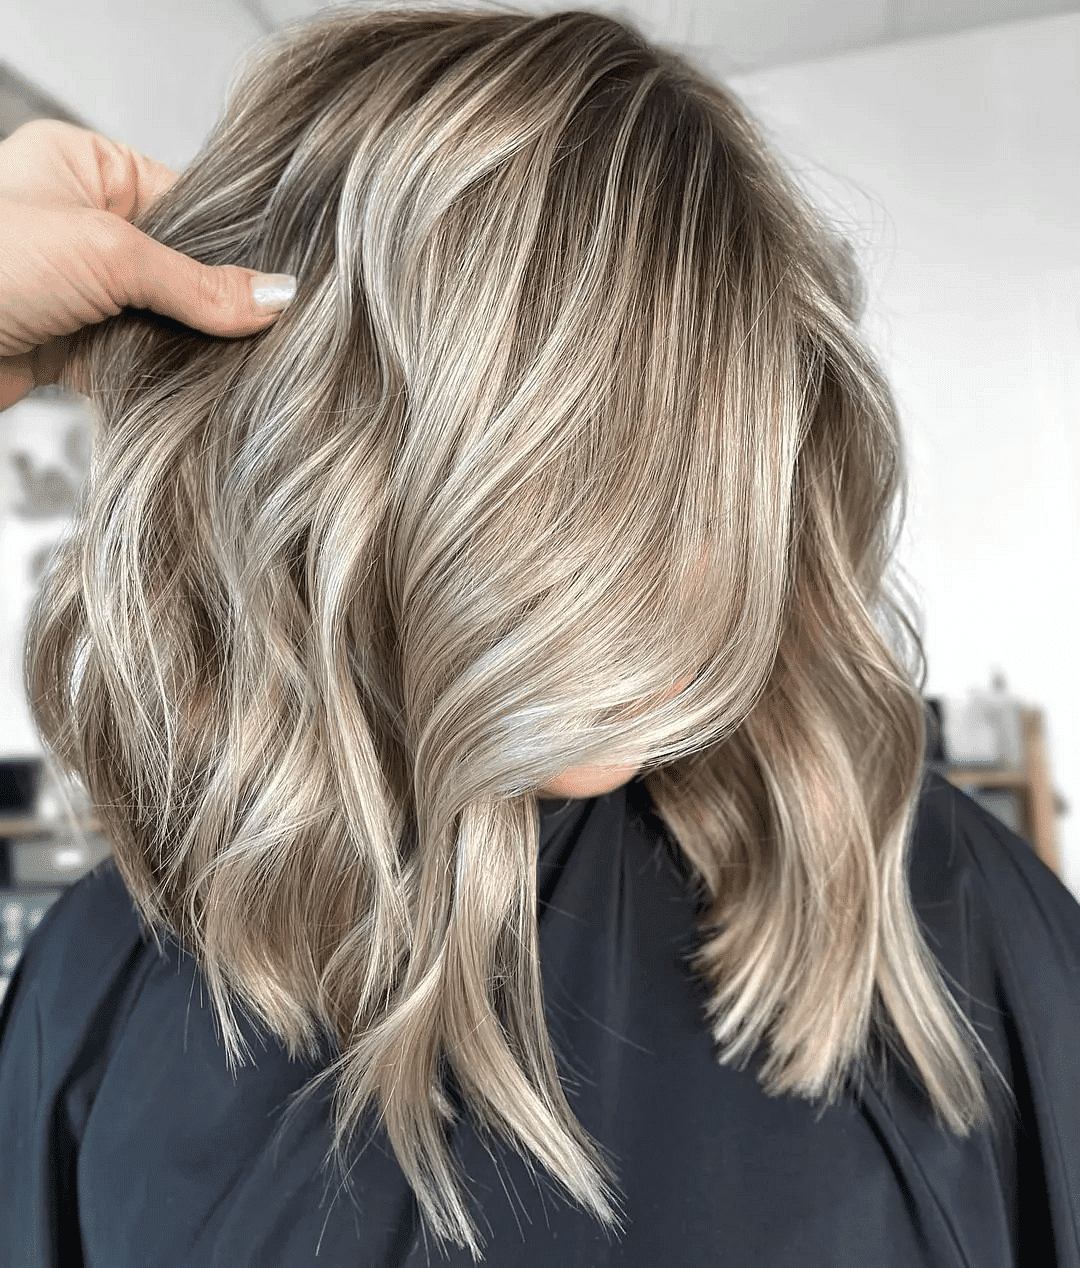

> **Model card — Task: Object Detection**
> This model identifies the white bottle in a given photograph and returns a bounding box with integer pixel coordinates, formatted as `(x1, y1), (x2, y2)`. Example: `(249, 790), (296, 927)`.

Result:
(943, 671), (1024, 768)
(943, 688), (1001, 766)
(985, 670), (1025, 770)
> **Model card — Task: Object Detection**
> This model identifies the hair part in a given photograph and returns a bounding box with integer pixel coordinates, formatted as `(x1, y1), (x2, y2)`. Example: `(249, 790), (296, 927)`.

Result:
(28, 3), (1015, 1258)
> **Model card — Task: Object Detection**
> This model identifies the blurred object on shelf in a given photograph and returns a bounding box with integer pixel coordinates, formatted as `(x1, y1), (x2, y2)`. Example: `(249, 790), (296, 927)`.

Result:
(0, 758), (41, 814)
(8, 829), (111, 887)
(32, 759), (91, 825)
(939, 671), (1024, 768)
(0, 757), (92, 826)
(924, 674), (1067, 879)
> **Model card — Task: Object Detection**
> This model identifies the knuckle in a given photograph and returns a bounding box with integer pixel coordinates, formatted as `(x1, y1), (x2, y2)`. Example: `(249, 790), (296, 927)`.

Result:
(83, 209), (139, 303)
(86, 208), (129, 265)
(194, 263), (232, 313)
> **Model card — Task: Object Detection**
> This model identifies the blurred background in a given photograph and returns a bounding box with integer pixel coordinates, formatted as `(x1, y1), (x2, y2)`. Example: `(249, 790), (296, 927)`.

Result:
(1, 1), (1078, 983)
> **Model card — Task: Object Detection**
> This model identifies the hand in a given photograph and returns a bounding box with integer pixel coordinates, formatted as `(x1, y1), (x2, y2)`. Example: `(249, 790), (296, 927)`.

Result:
(0, 118), (296, 411)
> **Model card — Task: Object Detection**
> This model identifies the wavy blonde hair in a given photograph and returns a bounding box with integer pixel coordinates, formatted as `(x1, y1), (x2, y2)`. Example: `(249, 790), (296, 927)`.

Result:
(27, 3), (1014, 1258)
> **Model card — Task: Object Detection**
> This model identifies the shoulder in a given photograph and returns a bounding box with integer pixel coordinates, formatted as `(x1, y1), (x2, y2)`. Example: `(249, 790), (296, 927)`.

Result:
(908, 770), (1080, 1083)
(20, 854), (146, 984)
(1, 857), (150, 1075)
(910, 770), (1080, 958)
(911, 776), (1080, 1246)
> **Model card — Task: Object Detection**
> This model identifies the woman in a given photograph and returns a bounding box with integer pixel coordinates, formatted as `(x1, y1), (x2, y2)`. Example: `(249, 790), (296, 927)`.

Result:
(1, 6), (1078, 1265)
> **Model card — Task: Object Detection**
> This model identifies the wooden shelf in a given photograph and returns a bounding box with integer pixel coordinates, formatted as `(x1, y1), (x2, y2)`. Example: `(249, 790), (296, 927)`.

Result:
(935, 705), (1065, 878)
(0, 813), (102, 837)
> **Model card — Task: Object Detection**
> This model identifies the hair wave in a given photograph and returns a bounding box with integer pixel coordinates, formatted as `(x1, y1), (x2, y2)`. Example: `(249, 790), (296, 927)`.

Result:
(26, 3), (1015, 1258)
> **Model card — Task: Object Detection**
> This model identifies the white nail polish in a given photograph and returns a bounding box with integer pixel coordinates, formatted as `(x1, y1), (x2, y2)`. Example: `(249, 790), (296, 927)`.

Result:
(251, 273), (297, 311)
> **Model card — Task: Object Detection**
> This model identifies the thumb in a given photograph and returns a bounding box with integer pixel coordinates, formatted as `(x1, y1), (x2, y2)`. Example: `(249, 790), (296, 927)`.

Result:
(111, 218), (297, 337)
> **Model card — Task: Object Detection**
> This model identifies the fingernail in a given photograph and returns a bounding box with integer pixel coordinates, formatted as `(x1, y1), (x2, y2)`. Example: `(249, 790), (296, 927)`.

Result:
(251, 272), (297, 311)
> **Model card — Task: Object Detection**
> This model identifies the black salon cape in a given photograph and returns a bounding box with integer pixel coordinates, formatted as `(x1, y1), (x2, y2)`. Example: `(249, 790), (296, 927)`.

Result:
(2, 770), (1078, 1268)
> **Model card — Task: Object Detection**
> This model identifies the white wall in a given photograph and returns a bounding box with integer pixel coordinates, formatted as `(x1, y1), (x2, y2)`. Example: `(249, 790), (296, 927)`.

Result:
(730, 13), (1080, 897)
